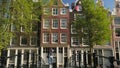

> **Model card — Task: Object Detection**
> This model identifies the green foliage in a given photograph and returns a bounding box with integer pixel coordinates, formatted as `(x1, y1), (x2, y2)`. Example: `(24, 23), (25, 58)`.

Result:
(73, 0), (112, 47)
(0, 0), (42, 50)
(0, 0), (12, 50)
(9, 0), (35, 32)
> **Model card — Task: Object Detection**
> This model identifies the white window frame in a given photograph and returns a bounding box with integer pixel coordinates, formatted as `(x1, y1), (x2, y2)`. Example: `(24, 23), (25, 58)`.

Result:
(30, 36), (37, 46)
(82, 38), (89, 46)
(60, 19), (67, 29)
(61, 8), (67, 15)
(20, 36), (27, 46)
(11, 24), (16, 32)
(52, 8), (58, 15)
(71, 25), (77, 34)
(52, 33), (58, 43)
(60, 33), (67, 43)
(71, 37), (79, 46)
(43, 33), (50, 43)
(10, 50), (15, 62)
(43, 19), (50, 29)
(10, 36), (18, 46)
(52, 19), (58, 29)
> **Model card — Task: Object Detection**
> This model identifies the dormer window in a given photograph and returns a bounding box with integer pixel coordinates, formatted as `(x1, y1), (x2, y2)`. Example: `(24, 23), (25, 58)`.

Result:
(52, 8), (58, 15)
(61, 8), (67, 15)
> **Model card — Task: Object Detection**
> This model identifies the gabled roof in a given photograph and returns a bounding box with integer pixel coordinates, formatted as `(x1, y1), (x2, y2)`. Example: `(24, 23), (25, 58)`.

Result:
(41, 0), (69, 7)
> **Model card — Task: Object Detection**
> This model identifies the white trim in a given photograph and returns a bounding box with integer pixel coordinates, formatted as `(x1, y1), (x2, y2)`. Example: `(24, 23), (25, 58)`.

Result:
(60, 8), (67, 15)
(52, 8), (59, 16)
(43, 33), (50, 43)
(11, 23), (16, 32)
(71, 37), (79, 46)
(63, 47), (64, 64)
(20, 36), (27, 46)
(6, 49), (10, 68)
(43, 19), (50, 29)
(41, 47), (43, 58)
(71, 25), (77, 34)
(30, 36), (37, 46)
(10, 36), (18, 46)
(21, 26), (25, 32)
(21, 49), (24, 66)
(51, 33), (58, 44)
(52, 19), (59, 29)
(14, 50), (18, 67)
(60, 19), (67, 29)
(60, 33), (67, 44)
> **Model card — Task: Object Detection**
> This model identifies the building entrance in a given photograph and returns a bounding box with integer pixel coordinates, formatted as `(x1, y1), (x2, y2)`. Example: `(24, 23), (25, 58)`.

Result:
(53, 57), (57, 68)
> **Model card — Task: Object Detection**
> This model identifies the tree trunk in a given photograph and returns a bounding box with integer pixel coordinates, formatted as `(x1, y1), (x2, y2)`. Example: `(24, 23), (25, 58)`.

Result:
(89, 44), (93, 68)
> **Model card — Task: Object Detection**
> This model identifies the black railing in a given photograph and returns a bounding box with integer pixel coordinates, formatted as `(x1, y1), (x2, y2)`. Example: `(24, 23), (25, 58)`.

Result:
(0, 50), (46, 68)
(66, 52), (120, 68)
(1, 49), (120, 68)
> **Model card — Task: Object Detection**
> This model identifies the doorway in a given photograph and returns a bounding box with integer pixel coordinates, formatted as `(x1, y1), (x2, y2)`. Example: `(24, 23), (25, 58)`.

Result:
(52, 57), (57, 68)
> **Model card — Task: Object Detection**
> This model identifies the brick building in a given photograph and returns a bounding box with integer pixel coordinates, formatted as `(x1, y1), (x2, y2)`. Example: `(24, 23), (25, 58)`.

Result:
(40, 0), (70, 68)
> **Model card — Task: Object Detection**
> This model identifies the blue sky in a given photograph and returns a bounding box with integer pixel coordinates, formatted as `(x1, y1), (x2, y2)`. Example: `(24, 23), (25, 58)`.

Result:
(62, 0), (115, 11)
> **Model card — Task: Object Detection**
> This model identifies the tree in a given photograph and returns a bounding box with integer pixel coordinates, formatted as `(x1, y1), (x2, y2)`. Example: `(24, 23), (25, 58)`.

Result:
(0, 0), (42, 51)
(72, 0), (112, 67)
(0, 0), (12, 50)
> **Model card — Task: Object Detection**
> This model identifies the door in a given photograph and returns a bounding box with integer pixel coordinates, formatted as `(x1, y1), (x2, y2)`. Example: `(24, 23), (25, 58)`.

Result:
(52, 57), (57, 68)
(64, 57), (68, 67)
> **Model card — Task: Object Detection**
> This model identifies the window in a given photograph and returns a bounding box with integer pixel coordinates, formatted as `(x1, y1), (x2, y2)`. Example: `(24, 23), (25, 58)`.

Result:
(71, 25), (77, 34)
(24, 50), (29, 61)
(10, 50), (15, 62)
(30, 36), (37, 46)
(44, 8), (50, 15)
(43, 19), (50, 29)
(52, 8), (58, 15)
(72, 37), (79, 45)
(43, 33), (50, 43)
(20, 36), (27, 45)
(114, 17), (120, 24)
(11, 36), (18, 45)
(83, 36), (89, 45)
(11, 24), (17, 31)
(64, 47), (67, 53)
(61, 8), (67, 15)
(52, 48), (56, 53)
(60, 33), (67, 43)
(60, 19), (67, 29)
(59, 47), (63, 53)
(52, 19), (58, 29)
(115, 28), (120, 37)
(52, 33), (58, 43)
(43, 47), (49, 53)
(31, 50), (37, 62)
